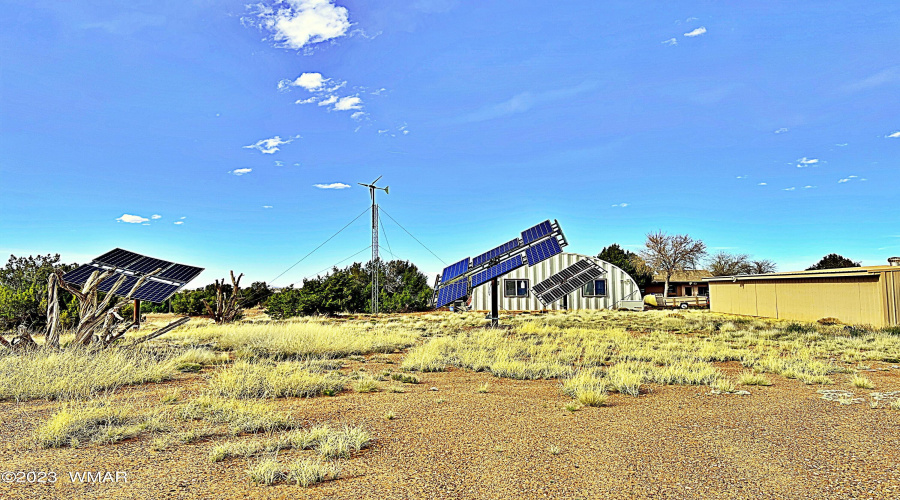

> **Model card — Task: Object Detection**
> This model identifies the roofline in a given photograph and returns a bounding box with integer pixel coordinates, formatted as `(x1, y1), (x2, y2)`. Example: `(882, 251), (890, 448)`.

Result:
(704, 265), (899, 282)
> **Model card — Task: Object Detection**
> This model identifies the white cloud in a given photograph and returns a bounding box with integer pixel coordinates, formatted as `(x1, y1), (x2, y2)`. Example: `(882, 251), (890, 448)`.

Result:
(758, 182), (767, 186)
(295, 97), (317, 104)
(229, 168), (253, 176)
(803, 185), (816, 189)
(774, 127), (788, 134)
(116, 214), (148, 224)
(684, 27), (707, 37)
(263, 205), (273, 209)
(838, 178), (850, 183)
(783, 187), (795, 191)
(685, 17), (699, 22)
(282, 72), (325, 90)
(334, 96), (362, 111)
(796, 157), (819, 167)
(247, 0), (351, 50)
(661, 38), (677, 46)
(611, 203), (629, 208)
(835, 143), (848, 147)
(274, 160), (284, 166)
(151, 214), (162, 219)
(317, 95), (338, 107)
(456, 82), (597, 123)
(350, 111), (366, 120)
(736, 175), (747, 179)
(174, 221), (184, 225)
(243, 135), (298, 154)
(179, 216), (186, 219)
(313, 182), (351, 189)
(887, 131), (900, 138)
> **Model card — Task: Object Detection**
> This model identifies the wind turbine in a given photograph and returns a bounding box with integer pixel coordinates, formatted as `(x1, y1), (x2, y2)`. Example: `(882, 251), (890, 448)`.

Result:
(358, 176), (389, 313)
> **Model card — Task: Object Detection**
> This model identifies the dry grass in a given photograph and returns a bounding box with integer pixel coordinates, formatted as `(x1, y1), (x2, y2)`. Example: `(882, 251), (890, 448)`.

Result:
(738, 371), (772, 386)
(34, 401), (168, 448)
(208, 424), (371, 462)
(208, 360), (344, 399)
(178, 395), (294, 434)
(850, 374), (875, 389)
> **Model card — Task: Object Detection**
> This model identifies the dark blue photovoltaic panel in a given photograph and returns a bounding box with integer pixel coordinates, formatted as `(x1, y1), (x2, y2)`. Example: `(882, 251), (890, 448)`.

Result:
(472, 239), (520, 267)
(521, 220), (553, 244)
(471, 255), (525, 287)
(132, 280), (181, 303)
(95, 248), (143, 268)
(525, 237), (562, 265)
(156, 264), (204, 283)
(435, 280), (469, 308)
(441, 258), (471, 283)
(126, 257), (173, 274)
(62, 264), (108, 286)
(97, 274), (139, 295)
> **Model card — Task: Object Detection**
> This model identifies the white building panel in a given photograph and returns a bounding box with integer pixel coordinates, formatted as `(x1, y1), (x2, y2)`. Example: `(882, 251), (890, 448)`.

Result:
(469, 252), (640, 311)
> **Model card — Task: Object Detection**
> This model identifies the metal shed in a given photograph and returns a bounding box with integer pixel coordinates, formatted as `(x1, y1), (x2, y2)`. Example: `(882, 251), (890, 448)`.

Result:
(469, 252), (641, 311)
(704, 261), (900, 327)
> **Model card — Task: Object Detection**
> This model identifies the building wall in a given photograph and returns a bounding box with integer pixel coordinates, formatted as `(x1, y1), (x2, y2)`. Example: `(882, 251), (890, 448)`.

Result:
(469, 252), (640, 311)
(708, 275), (897, 327)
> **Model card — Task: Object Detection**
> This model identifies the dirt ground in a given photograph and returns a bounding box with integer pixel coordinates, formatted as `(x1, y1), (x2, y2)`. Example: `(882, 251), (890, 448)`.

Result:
(2, 350), (899, 500)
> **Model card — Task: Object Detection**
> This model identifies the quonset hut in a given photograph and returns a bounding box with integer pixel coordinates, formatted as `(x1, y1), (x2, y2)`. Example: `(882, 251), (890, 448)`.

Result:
(468, 252), (642, 311)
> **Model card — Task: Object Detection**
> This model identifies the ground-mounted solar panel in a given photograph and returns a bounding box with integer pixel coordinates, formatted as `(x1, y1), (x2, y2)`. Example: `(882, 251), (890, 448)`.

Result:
(471, 255), (525, 287)
(472, 239), (520, 267)
(95, 248), (144, 269)
(441, 258), (471, 284)
(532, 259), (605, 305)
(132, 280), (182, 303)
(126, 257), (173, 274)
(435, 280), (469, 309)
(521, 220), (553, 244)
(62, 264), (108, 286)
(524, 237), (562, 265)
(96, 273), (140, 295)
(156, 263), (204, 283)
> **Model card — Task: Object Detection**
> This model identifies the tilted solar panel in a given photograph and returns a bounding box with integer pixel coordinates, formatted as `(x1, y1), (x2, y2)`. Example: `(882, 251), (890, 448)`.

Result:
(95, 248), (144, 268)
(132, 280), (182, 303)
(441, 258), (471, 283)
(435, 280), (469, 308)
(126, 257), (173, 274)
(533, 263), (605, 305)
(97, 274), (140, 295)
(156, 264), (204, 283)
(532, 259), (597, 294)
(472, 239), (520, 267)
(521, 220), (553, 244)
(524, 237), (562, 265)
(471, 255), (525, 287)
(62, 264), (108, 286)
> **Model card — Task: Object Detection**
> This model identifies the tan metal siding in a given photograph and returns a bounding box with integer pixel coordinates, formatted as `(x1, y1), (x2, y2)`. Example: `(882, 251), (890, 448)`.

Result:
(469, 252), (640, 311)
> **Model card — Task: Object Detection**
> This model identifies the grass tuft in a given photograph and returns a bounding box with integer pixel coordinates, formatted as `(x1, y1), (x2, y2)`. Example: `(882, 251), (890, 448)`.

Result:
(738, 372), (772, 386)
(208, 361), (344, 399)
(34, 401), (167, 448)
(850, 374), (875, 389)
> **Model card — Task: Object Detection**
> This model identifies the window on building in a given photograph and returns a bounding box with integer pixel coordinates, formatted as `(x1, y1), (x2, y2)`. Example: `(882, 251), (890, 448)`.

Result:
(667, 284), (677, 295)
(504, 279), (529, 297)
(698, 286), (709, 296)
(582, 279), (608, 297)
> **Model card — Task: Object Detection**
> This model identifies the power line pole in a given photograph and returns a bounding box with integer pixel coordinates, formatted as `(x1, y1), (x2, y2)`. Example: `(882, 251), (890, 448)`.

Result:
(358, 176), (389, 314)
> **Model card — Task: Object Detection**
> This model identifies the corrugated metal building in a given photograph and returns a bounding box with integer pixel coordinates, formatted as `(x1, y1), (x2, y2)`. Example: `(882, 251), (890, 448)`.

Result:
(704, 261), (900, 327)
(469, 252), (641, 311)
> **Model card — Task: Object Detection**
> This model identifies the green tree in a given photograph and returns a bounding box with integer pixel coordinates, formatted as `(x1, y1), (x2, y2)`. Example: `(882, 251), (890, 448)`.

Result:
(597, 244), (653, 292)
(0, 254), (78, 330)
(806, 254), (861, 270)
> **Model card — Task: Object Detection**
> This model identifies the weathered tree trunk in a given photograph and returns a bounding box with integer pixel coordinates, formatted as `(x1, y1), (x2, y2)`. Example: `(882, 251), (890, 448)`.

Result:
(202, 271), (244, 324)
(45, 273), (61, 348)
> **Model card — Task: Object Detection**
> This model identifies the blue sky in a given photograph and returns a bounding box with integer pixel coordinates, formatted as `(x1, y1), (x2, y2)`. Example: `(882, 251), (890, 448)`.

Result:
(2, 1), (898, 288)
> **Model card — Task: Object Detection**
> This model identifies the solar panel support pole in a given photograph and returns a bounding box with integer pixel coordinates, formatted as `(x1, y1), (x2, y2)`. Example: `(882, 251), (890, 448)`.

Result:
(133, 299), (141, 329)
(490, 278), (499, 328)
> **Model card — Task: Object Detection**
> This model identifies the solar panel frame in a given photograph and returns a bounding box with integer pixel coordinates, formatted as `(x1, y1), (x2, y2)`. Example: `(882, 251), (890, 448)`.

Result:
(524, 237), (562, 265)
(62, 264), (109, 286)
(441, 258), (471, 283)
(472, 238), (520, 267)
(434, 280), (469, 308)
(521, 220), (553, 245)
(126, 257), (173, 274)
(471, 255), (525, 287)
(156, 264), (204, 283)
(94, 248), (144, 269)
(532, 259), (606, 305)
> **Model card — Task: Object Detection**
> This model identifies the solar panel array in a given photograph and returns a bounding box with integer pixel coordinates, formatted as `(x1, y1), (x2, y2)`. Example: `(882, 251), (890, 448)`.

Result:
(441, 258), (471, 283)
(60, 248), (204, 304)
(521, 220), (553, 244)
(472, 239), (520, 267)
(532, 258), (605, 305)
(471, 255), (525, 287)
(434, 280), (469, 308)
(524, 237), (563, 265)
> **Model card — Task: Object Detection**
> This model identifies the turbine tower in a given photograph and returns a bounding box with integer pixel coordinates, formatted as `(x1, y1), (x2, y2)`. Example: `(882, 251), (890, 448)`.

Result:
(358, 176), (389, 314)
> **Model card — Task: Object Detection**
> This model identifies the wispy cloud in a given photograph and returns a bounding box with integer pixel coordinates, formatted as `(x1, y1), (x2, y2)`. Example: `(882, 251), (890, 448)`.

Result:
(243, 135), (298, 154)
(116, 214), (148, 224)
(841, 66), (900, 93)
(229, 168), (253, 176)
(758, 182), (767, 186)
(456, 81), (597, 123)
(887, 131), (900, 138)
(774, 127), (788, 134)
(838, 175), (863, 184)
(263, 205), (273, 209)
(274, 160), (284, 166)
(835, 143), (848, 147)
(334, 96), (362, 110)
(245, 0), (351, 50)
(174, 221), (184, 225)
(684, 27), (707, 37)
(736, 175), (747, 179)
(661, 38), (677, 46)
(611, 203), (629, 208)
(151, 214), (162, 219)
(803, 185), (816, 189)
(279, 72), (325, 91)
(783, 187), (796, 191)
(796, 157), (819, 168)
(313, 182), (351, 189)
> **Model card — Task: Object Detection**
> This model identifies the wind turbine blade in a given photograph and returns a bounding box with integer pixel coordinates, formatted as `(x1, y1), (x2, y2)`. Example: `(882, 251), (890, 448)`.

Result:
(372, 175), (382, 184)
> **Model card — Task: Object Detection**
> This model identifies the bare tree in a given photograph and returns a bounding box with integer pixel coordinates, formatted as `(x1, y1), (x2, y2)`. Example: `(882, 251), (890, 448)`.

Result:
(202, 271), (244, 324)
(749, 259), (776, 274)
(640, 231), (707, 298)
(709, 252), (752, 276)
